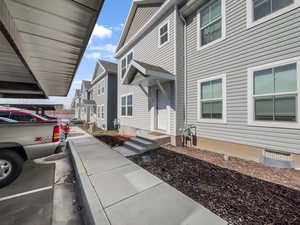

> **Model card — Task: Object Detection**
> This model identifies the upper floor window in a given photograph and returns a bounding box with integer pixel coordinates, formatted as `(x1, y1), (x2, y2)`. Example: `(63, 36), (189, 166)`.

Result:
(127, 52), (133, 66)
(198, 0), (225, 49)
(198, 74), (227, 123)
(121, 58), (127, 78)
(121, 51), (133, 78)
(98, 84), (101, 95)
(158, 21), (169, 47)
(253, 0), (294, 21)
(247, 0), (299, 28)
(101, 86), (105, 95)
(248, 58), (300, 128)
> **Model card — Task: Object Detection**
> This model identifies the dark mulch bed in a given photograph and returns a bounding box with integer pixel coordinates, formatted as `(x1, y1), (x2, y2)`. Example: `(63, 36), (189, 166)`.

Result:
(95, 135), (131, 147)
(128, 148), (300, 225)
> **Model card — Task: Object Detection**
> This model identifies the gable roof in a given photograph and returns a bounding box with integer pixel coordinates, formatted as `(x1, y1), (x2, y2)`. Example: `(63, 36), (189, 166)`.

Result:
(99, 60), (118, 74)
(115, 0), (165, 54)
(115, 0), (186, 58)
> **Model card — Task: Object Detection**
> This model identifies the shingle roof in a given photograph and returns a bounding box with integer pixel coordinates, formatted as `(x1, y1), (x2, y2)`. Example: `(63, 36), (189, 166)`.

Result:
(134, 60), (171, 74)
(99, 60), (117, 74)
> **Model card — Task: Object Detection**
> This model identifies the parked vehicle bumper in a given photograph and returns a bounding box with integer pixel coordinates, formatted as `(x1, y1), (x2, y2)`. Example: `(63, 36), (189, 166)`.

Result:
(24, 142), (61, 160)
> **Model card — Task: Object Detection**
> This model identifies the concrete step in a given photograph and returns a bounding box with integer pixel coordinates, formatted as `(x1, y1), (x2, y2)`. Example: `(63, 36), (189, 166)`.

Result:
(130, 137), (158, 147)
(113, 146), (139, 157)
(123, 141), (150, 153)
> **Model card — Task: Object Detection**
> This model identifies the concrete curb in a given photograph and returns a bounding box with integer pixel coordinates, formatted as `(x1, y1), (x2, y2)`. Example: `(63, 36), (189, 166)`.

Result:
(67, 141), (110, 225)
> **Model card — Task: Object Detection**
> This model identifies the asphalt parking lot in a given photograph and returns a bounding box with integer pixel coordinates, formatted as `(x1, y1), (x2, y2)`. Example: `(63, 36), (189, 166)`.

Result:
(0, 151), (82, 225)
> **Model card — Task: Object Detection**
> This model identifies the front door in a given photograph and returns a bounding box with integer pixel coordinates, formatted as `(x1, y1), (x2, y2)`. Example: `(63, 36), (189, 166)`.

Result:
(156, 89), (168, 131)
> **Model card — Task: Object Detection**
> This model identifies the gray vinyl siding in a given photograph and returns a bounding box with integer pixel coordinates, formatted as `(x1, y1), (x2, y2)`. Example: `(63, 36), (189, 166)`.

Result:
(123, 4), (162, 47)
(93, 76), (107, 129)
(185, 1), (300, 154)
(107, 73), (118, 130)
(118, 8), (176, 134)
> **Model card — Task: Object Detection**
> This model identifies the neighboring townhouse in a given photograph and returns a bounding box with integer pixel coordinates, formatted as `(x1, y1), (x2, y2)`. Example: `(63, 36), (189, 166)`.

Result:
(79, 80), (95, 122)
(115, 0), (185, 144)
(90, 60), (118, 130)
(115, 0), (300, 168)
(71, 89), (81, 119)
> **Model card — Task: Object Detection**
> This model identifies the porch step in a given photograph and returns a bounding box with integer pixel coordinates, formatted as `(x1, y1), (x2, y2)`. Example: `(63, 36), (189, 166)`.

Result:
(114, 136), (161, 157)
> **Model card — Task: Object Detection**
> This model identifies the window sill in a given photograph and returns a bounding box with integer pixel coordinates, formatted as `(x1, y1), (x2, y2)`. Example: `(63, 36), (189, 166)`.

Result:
(197, 119), (227, 124)
(248, 121), (300, 129)
(197, 37), (225, 51)
(120, 116), (133, 118)
(158, 40), (170, 49)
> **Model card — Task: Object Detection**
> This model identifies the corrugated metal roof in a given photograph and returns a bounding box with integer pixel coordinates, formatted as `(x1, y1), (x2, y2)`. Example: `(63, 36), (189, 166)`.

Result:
(0, 0), (105, 98)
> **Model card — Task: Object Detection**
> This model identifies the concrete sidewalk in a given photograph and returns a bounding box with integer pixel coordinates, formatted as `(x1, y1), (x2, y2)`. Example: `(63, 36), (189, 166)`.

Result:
(68, 128), (227, 225)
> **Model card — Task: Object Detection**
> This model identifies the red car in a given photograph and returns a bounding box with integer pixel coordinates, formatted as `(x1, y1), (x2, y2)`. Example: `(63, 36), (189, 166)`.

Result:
(0, 110), (56, 123)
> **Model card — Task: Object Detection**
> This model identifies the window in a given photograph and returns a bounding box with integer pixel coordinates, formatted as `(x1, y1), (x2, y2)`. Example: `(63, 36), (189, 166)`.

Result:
(121, 94), (133, 117)
(101, 105), (105, 119)
(158, 21), (169, 47)
(98, 84), (101, 95)
(102, 86), (105, 95)
(253, 0), (294, 21)
(198, 74), (226, 123)
(127, 52), (133, 66)
(0, 112), (10, 118)
(121, 51), (133, 78)
(248, 58), (300, 128)
(11, 113), (36, 122)
(247, 0), (299, 28)
(121, 58), (127, 78)
(198, 0), (225, 49)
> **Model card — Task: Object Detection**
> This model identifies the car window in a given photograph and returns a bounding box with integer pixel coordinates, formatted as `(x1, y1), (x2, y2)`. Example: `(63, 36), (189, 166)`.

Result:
(11, 112), (36, 122)
(0, 112), (10, 118)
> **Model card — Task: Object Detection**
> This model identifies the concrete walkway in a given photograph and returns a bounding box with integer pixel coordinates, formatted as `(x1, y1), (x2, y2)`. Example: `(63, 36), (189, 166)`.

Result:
(68, 127), (227, 225)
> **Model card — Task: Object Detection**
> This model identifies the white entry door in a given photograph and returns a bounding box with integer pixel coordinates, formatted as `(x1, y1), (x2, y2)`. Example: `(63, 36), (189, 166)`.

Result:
(156, 89), (168, 131)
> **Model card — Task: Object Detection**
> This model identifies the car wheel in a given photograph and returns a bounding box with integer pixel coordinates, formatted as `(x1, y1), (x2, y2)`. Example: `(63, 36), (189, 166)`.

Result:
(0, 150), (24, 188)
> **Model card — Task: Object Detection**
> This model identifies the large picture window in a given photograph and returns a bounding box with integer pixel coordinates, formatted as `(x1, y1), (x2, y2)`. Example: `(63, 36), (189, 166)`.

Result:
(198, 74), (226, 123)
(248, 58), (300, 128)
(121, 94), (133, 117)
(198, 0), (225, 49)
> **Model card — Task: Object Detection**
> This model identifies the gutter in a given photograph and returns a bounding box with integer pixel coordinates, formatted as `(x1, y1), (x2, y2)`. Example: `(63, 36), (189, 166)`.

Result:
(178, 10), (187, 125)
(115, 0), (186, 58)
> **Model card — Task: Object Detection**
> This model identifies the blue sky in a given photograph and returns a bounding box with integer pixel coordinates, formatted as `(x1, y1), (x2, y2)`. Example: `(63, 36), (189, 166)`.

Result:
(50, 0), (132, 108)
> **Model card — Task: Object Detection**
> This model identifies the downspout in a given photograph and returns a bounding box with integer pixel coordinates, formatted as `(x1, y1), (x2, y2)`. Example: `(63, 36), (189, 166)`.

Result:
(179, 10), (187, 125)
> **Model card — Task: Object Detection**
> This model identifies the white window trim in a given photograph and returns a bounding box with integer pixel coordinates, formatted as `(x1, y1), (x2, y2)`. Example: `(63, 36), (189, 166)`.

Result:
(246, 0), (300, 29)
(120, 50), (134, 79)
(197, 0), (226, 51)
(120, 93), (133, 118)
(158, 20), (170, 48)
(100, 104), (105, 120)
(247, 57), (300, 129)
(197, 74), (227, 123)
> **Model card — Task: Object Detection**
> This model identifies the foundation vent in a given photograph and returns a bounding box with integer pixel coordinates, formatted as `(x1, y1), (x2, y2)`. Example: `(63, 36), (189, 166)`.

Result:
(263, 150), (292, 161)
(262, 150), (294, 169)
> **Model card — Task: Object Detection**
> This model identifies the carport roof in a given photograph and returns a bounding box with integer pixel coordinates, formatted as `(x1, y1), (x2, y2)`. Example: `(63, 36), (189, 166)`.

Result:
(0, 0), (105, 98)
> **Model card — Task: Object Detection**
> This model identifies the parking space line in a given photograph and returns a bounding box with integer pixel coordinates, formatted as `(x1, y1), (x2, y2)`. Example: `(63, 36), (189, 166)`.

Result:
(0, 186), (52, 202)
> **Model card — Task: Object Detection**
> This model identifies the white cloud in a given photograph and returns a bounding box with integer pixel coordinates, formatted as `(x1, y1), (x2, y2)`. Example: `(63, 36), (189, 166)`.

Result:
(92, 24), (112, 39)
(89, 44), (117, 53)
(85, 52), (101, 59)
